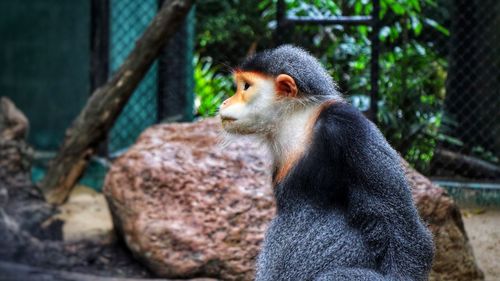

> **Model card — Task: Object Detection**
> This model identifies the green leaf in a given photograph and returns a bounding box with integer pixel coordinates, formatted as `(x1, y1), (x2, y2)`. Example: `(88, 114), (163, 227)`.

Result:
(354, 1), (362, 14)
(390, 2), (406, 15)
(424, 18), (450, 36)
(410, 15), (422, 35)
(379, 26), (391, 41)
(358, 25), (368, 37)
(409, 0), (421, 12)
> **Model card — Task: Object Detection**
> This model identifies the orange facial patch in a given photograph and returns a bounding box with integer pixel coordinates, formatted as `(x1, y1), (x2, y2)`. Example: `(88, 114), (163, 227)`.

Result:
(220, 71), (270, 109)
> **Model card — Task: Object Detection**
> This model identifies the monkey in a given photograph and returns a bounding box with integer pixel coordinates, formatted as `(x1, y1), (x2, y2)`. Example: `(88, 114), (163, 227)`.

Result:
(219, 45), (434, 281)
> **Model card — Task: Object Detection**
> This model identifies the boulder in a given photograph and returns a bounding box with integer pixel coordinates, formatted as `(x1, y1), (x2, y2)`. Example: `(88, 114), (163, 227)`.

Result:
(104, 119), (274, 280)
(0, 96), (55, 241)
(406, 164), (484, 281)
(104, 118), (484, 281)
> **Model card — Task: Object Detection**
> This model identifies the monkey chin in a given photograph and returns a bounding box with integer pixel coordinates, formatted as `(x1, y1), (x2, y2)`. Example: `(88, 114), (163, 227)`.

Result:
(221, 118), (235, 127)
(221, 119), (257, 135)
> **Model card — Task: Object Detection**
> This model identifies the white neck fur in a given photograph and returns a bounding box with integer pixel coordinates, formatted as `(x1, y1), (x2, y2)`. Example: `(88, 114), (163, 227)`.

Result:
(264, 104), (319, 169)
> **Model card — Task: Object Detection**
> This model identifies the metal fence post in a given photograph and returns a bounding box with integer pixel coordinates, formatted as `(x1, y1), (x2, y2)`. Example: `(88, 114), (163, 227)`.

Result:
(157, 1), (195, 122)
(91, 0), (110, 156)
(369, 0), (380, 123)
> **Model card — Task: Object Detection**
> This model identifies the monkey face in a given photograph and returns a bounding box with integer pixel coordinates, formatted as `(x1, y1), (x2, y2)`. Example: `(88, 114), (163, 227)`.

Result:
(219, 71), (299, 135)
(219, 71), (276, 135)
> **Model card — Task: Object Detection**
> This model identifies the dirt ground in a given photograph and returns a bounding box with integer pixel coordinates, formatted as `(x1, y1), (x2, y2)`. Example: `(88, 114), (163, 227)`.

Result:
(462, 208), (500, 281)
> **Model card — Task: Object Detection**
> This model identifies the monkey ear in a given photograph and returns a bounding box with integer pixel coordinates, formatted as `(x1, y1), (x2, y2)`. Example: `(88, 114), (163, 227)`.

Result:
(275, 74), (298, 98)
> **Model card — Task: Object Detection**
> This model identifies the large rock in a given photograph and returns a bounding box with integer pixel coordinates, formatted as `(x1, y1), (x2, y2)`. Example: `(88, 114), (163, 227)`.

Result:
(104, 119), (274, 280)
(104, 118), (484, 281)
(0, 97), (54, 241)
(407, 165), (484, 281)
(0, 97), (33, 189)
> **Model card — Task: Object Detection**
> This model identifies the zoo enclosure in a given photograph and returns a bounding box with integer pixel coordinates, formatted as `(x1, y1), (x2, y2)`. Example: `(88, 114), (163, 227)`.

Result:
(2, 1), (496, 188)
(102, 0), (499, 183)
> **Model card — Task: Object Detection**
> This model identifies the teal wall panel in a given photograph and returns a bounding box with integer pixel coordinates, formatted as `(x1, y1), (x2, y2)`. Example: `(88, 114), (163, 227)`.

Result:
(0, 0), (90, 150)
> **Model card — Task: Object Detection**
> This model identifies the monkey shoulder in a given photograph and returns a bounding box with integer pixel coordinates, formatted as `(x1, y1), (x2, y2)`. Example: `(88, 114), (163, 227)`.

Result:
(309, 102), (422, 215)
(314, 102), (384, 153)
(311, 101), (405, 184)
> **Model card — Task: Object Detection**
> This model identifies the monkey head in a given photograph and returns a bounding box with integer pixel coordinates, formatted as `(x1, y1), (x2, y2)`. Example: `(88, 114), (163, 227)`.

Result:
(219, 45), (341, 136)
(219, 70), (298, 135)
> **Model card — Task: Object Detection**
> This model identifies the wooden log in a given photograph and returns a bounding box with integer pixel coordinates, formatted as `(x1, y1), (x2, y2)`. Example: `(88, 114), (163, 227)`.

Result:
(0, 261), (218, 281)
(433, 148), (500, 179)
(40, 0), (194, 205)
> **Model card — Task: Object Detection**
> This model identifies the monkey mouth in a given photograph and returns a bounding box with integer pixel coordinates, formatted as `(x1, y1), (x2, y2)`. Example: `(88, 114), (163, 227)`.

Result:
(220, 116), (237, 124)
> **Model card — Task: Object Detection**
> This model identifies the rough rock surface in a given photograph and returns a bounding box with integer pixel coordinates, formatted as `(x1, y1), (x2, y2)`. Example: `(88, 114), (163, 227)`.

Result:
(0, 96), (55, 242)
(406, 164), (484, 281)
(104, 118), (274, 280)
(105, 117), (484, 281)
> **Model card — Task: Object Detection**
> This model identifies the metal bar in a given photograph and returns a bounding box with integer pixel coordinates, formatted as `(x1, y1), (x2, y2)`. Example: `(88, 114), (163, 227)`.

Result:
(276, 0), (286, 44)
(157, 0), (166, 121)
(277, 0), (285, 23)
(90, 0), (110, 156)
(156, 1), (195, 122)
(432, 180), (500, 190)
(276, 0), (380, 123)
(90, 0), (110, 91)
(287, 15), (372, 26)
(369, 0), (380, 123)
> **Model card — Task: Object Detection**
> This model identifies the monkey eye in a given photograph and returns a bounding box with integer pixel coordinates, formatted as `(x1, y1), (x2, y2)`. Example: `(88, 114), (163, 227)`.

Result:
(243, 82), (250, 91)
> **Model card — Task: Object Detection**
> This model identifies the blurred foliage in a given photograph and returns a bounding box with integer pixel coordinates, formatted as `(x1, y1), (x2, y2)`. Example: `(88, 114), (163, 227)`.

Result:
(196, 0), (275, 65)
(194, 0), (453, 172)
(194, 55), (233, 117)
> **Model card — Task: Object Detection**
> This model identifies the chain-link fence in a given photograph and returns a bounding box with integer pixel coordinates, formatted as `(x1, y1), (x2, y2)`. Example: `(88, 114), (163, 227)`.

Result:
(424, 0), (500, 181)
(108, 0), (158, 154)
(397, 0), (500, 182)
(92, 0), (194, 156)
(97, 0), (499, 181)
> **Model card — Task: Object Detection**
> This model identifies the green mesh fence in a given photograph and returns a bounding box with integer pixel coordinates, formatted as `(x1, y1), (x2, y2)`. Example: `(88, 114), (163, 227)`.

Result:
(0, 0), (90, 151)
(2, 0), (194, 191)
(108, 0), (158, 154)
